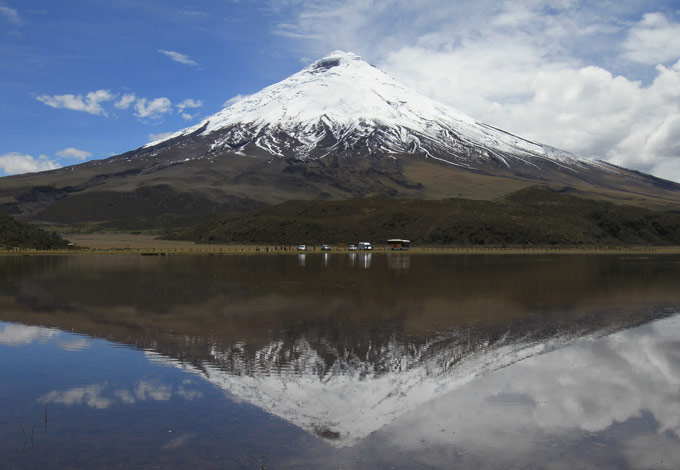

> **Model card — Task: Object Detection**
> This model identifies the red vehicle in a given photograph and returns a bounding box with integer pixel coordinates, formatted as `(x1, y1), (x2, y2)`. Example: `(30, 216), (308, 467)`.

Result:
(387, 239), (411, 251)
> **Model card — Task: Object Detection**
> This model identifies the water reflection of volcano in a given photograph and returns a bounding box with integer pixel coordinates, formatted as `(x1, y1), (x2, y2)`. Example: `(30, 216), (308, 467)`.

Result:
(160, 330), (586, 445)
(2, 254), (680, 446)
(368, 313), (680, 469)
(145, 299), (676, 447)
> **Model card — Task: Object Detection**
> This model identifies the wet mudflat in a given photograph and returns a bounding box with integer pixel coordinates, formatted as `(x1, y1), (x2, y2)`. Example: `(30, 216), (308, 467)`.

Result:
(1, 253), (680, 469)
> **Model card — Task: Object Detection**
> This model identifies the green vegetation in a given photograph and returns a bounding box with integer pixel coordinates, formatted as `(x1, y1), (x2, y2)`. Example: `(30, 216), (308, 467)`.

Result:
(0, 212), (69, 249)
(167, 186), (680, 246)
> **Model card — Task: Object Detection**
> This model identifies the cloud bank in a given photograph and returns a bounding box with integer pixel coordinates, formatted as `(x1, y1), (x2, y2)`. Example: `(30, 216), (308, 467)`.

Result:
(272, 0), (680, 181)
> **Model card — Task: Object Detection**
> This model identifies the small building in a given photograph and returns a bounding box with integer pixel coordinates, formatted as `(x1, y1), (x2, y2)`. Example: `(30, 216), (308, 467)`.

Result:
(387, 239), (411, 251)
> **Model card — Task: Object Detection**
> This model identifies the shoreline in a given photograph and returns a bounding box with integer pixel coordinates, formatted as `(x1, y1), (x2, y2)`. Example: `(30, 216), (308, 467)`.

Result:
(2, 233), (680, 256)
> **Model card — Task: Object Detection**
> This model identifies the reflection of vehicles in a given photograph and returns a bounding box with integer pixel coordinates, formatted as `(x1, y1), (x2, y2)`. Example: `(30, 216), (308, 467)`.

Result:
(358, 242), (373, 251)
(321, 244), (331, 251)
(387, 253), (411, 270)
(358, 252), (372, 269)
(348, 244), (357, 251)
(297, 244), (307, 251)
(387, 239), (411, 251)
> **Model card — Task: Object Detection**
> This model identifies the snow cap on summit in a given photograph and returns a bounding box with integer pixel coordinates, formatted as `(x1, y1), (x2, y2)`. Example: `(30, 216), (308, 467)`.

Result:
(143, 50), (584, 166)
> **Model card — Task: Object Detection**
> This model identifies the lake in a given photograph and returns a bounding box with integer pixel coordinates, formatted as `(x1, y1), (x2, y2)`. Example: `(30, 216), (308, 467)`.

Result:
(1, 253), (680, 469)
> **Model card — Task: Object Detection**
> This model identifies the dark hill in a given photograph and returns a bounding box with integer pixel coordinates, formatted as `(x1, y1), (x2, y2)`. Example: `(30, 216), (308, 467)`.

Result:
(0, 212), (69, 249)
(167, 186), (680, 246)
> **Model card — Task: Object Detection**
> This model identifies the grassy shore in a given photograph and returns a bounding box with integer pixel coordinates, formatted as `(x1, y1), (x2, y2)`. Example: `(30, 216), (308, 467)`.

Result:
(2, 232), (680, 255)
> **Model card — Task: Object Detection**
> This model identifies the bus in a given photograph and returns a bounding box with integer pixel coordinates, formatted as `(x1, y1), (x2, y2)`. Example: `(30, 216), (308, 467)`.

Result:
(387, 239), (411, 251)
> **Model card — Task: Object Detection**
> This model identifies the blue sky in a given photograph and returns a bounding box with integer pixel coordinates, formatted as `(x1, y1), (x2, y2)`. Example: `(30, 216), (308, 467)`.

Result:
(2, 0), (680, 181)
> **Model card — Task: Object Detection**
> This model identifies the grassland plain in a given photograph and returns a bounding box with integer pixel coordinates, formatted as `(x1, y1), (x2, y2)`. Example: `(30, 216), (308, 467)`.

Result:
(4, 186), (680, 254)
(3, 231), (680, 255)
(166, 187), (680, 247)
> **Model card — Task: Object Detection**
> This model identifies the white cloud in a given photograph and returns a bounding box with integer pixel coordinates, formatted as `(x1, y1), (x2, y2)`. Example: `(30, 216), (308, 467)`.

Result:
(181, 112), (198, 121)
(623, 13), (680, 65)
(39, 384), (112, 409)
(382, 50), (680, 181)
(39, 380), (200, 410)
(0, 324), (59, 345)
(223, 93), (251, 107)
(57, 338), (91, 351)
(0, 5), (22, 26)
(114, 93), (136, 109)
(134, 97), (172, 119)
(379, 314), (680, 468)
(271, 0), (680, 181)
(176, 98), (203, 112)
(114, 389), (136, 404)
(158, 49), (199, 67)
(134, 381), (172, 401)
(148, 131), (175, 142)
(0, 152), (60, 175)
(56, 147), (92, 160)
(36, 89), (115, 116)
(177, 386), (203, 400)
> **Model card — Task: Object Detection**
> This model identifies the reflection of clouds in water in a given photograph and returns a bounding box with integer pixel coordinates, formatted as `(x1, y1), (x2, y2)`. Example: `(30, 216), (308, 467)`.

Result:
(39, 384), (112, 409)
(57, 337), (91, 351)
(40, 380), (203, 409)
(380, 314), (680, 469)
(134, 380), (172, 401)
(623, 434), (680, 470)
(114, 389), (136, 405)
(0, 323), (59, 345)
(498, 319), (680, 436)
(177, 386), (203, 400)
(162, 433), (196, 450)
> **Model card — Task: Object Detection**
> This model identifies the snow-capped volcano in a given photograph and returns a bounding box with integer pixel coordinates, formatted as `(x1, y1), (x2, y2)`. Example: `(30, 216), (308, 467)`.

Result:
(3, 51), (679, 224)
(146, 51), (587, 169)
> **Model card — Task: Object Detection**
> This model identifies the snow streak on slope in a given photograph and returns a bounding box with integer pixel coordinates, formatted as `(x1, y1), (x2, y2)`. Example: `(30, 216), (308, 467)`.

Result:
(145, 52), (602, 170)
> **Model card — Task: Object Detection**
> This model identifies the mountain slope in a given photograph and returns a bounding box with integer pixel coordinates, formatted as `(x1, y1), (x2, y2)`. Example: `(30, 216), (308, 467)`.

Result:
(1, 51), (679, 225)
(168, 187), (680, 246)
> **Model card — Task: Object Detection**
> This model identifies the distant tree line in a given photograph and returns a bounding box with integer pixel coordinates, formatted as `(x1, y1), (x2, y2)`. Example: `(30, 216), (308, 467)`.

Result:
(166, 187), (680, 246)
(0, 212), (68, 249)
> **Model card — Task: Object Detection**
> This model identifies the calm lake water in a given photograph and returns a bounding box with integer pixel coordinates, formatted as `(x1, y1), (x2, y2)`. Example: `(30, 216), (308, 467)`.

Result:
(1, 253), (680, 469)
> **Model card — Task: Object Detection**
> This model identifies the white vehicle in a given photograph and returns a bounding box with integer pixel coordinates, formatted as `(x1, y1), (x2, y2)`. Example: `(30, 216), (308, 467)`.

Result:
(358, 242), (373, 251)
(297, 244), (307, 251)
(348, 244), (357, 251)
